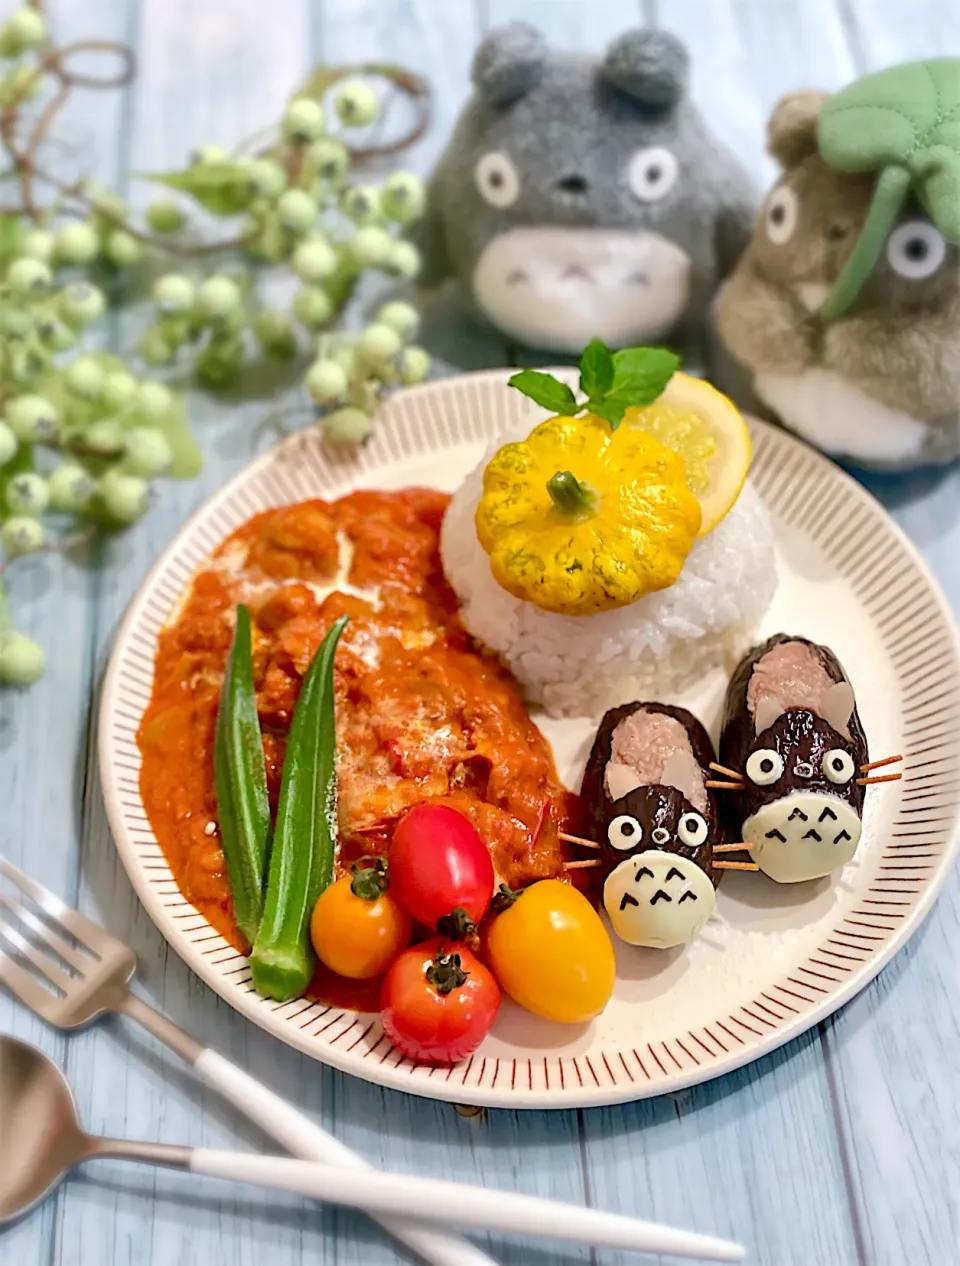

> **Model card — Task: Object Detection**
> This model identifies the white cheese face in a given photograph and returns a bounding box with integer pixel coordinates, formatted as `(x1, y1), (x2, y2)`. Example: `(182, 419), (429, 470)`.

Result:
(472, 226), (692, 353)
(742, 790), (862, 883)
(602, 849), (715, 949)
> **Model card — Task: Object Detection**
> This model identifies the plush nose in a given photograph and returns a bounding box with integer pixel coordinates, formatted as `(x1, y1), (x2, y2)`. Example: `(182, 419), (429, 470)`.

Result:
(555, 172), (589, 197)
(742, 791), (862, 884)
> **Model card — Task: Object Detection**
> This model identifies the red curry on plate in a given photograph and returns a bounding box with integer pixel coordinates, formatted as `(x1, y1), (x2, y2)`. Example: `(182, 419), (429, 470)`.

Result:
(138, 489), (576, 1009)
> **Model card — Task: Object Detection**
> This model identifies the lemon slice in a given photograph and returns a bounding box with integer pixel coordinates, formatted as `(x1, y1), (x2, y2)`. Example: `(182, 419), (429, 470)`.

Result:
(624, 372), (752, 536)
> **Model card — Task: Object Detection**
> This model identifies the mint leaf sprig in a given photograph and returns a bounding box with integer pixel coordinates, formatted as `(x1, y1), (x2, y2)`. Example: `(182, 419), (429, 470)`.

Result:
(507, 339), (680, 430)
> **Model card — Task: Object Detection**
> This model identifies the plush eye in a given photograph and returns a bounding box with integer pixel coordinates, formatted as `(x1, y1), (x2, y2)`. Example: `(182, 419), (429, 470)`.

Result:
(823, 748), (855, 784)
(651, 826), (671, 846)
(746, 748), (785, 786)
(677, 813), (708, 848)
(607, 815), (642, 851)
(886, 220), (946, 280)
(627, 146), (679, 203)
(474, 151), (520, 209)
(765, 185), (798, 245)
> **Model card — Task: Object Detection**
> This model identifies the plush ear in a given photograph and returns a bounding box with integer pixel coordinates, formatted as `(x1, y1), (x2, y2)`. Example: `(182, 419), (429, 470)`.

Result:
(605, 761), (643, 801)
(599, 29), (690, 110)
(471, 23), (548, 107)
(819, 681), (854, 738)
(754, 694), (786, 735)
(767, 91), (829, 167)
(661, 750), (702, 804)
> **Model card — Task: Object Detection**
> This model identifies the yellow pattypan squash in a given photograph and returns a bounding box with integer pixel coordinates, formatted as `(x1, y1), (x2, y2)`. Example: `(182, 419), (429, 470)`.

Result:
(475, 412), (702, 616)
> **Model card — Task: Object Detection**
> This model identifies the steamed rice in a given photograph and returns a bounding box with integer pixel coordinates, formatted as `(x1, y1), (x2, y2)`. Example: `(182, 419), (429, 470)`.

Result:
(441, 447), (777, 717)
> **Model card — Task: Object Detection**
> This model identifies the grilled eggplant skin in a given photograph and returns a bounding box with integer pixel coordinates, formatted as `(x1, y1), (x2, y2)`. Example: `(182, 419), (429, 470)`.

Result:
(581, 702), (719, 842)
(597, 782), (720, 889)
(718, 634), (868, 829)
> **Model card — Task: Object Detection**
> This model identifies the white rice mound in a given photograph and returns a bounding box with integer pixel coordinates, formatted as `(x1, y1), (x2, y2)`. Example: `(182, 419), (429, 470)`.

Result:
(440, 445), (778, 718)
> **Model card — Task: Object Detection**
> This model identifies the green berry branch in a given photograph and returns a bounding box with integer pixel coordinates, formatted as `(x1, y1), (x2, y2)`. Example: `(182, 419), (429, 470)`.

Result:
(0, 1), (433, 687)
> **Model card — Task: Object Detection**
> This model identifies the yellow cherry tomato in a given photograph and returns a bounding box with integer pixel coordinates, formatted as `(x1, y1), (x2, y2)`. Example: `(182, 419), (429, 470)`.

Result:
(310, 862), (412, 980)
(486, 879), (615, 1024)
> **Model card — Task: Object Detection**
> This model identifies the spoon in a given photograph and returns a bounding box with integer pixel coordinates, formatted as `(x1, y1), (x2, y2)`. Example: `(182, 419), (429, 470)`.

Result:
(0, 1038), (744, 1261)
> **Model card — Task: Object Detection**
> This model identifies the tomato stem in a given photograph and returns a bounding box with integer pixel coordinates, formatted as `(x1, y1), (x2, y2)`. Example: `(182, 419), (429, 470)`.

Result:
(426, 949), (469, 996)
(350, 855), (389, 901)
(436, 905), (476, 941)
(490, 883), (522, 915)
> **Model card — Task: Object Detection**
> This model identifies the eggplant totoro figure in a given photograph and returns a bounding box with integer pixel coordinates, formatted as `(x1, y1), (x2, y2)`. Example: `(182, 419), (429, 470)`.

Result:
(575, 703), (730, 949)
(717, 634), (902, 882)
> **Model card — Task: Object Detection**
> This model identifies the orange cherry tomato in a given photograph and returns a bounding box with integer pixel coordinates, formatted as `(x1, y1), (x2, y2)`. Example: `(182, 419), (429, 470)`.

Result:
(311, 859), (412, 980)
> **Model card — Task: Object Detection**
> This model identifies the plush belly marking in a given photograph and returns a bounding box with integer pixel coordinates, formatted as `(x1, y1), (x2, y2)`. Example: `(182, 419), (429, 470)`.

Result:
(472, 226), (692, 353)
(755, 368), (928, 462)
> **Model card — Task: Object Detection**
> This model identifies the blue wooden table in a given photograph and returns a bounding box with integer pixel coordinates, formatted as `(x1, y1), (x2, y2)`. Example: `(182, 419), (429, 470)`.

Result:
(3, 1), (960, 1264)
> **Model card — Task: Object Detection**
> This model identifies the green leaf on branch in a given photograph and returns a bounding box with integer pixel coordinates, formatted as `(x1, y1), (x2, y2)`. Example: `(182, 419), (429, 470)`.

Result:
(140, 162), (253, 217)
(150, 395), (203, 479)
(506, 370), (578, 416)
(609, 347), (680, 405)
(585, 395), (634, 428)
(508, 341), (679, 430)
(578, 338), (614, 399)
(0, 213), (23, 265)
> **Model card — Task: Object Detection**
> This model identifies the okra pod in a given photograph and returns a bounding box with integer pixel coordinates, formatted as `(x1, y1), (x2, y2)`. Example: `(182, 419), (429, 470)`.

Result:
(214, 604), (271, 946)
(250, 616), (348, 1001)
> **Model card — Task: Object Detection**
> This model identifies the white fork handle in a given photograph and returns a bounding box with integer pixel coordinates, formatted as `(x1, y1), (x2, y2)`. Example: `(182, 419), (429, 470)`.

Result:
(195, 1049), (496, 1266)
(190, 1146), (745, 1261)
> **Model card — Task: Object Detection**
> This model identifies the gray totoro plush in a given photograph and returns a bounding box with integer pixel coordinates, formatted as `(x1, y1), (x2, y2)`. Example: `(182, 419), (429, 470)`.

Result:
(716, 90), (960, 469)
(414, 23), (756, 355)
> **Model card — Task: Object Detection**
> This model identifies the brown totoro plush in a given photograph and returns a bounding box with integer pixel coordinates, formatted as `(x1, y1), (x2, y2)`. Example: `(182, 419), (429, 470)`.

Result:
(715, 88), (960, 469)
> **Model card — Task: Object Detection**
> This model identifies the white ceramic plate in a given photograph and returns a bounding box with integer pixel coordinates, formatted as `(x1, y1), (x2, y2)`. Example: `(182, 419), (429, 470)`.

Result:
(100, 370), (960, 1109)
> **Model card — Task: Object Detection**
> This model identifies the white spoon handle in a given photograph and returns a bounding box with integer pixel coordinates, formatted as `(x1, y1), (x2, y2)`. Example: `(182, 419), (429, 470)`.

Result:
(120, 993), (497, 1266)
(195, 1049), (496, 1266)
(189, 1148), (745, 1262)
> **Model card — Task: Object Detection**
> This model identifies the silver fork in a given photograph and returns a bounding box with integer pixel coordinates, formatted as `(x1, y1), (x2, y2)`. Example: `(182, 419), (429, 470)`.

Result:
(0, 856), (496, 1266)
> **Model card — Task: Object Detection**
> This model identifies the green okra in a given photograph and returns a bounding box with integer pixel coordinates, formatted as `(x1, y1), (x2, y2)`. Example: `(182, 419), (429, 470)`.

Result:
(214, 604), (271, 946)
(250, 615), (348, 1001)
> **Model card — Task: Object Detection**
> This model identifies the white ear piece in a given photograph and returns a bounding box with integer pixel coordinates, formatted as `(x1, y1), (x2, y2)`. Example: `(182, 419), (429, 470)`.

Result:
(820, 681), (855, 737)
(605, 762), (643, 801)
(754, 694), (785, 735)
(660, 749), (701, 803)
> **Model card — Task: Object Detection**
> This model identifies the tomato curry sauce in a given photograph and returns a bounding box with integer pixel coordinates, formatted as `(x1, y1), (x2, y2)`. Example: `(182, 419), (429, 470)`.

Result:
(138, 489), (576, 1006)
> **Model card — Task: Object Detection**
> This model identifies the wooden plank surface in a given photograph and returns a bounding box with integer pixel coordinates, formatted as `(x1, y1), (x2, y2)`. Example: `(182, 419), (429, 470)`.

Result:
(0, 2), (957, 1265)
(573, 4), (860, 1263)
(49, 4), (342, 1266)
(0, 0), (135, 1263)
(805, 6), (960, 1263)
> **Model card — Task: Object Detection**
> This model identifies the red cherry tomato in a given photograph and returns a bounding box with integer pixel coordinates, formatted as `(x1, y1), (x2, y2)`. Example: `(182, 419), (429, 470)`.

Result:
(380, 937), (500, 1064)
(389, 804), (495, 933)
